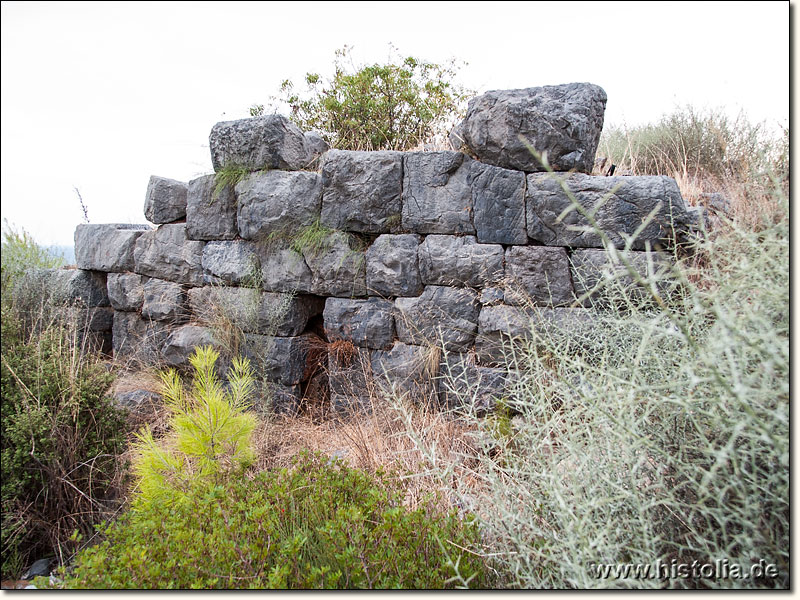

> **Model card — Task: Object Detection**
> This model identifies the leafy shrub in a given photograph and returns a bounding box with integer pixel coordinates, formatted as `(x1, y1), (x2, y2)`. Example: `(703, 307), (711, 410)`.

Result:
(259, 45), (470, 151)
(405, 164), (788, 588)
(53, 450), (489, 589)
(1, 220), (64, 300)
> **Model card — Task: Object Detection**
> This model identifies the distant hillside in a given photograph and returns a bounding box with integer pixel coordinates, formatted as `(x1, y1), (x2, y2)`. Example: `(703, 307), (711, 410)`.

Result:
(45, 245), (75, 265)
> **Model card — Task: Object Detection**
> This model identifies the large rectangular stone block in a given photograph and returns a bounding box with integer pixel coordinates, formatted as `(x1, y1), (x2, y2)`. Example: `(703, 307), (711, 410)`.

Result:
(371, 341), (437, 402)
(144, 176), (187, 224)
(202, 240), (260, 286)
(303, 231), (367, 297)
(111, 311), (170, 364)
(438, 351), (509, 413)
(107, 272), (145, 311)
(320, 150), (403, 233)
(133, 224), (204, 286)
(401, 152), (474, 234)
(243, 332), (324, 386)
(395, 286), (480, 352)
(418, 235), (503, 289)
(365, 234), (423, 298)
(470, 162), (527, 244)
(504, 246), (574, 307)
(141, 278), (189, 323)
(209, 115), (312, 172)
(257, 240), (314, 294)
(323, 297), (395, 350)
(186, 174), (238, 241)
(75, 224), (151, 272)
(526, 173), (693, 249)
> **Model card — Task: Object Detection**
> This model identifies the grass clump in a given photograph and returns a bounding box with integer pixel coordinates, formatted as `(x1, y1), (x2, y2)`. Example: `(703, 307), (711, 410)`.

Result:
(213, 165), (252, 201)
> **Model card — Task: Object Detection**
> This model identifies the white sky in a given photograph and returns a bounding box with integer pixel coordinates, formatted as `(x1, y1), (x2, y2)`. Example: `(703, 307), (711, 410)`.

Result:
(1, 0), (789, 246)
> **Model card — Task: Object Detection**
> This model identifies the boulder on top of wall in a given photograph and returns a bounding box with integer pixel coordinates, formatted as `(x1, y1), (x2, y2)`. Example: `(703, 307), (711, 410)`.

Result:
(402, 151), (474, 234)
(209, 115), (312, 172)
(365, 233), (423, 298)
(107, 272), (145, 311)
(162, 325), (219, 368)
(257, 239), (314, 294)
(569, 248), (676, 307)
(323, 297), (395, 350)
(470, 162), (527, 244)
(504, 246), (574, 307)
(186, 174), (238, 241)
(320, 150), (403, 233)
(371, 341), (437, 402)
(395, 285), (480, 352)
(526, 173), (694, 249)
(187, 286), (323, 337)
(133, 224), (204, 286)
(418, 235), (504, 289)
(75, 224), (151, 273)
(303, 231), (367, 298)
(141, 278), (188, 323)
(236, 170), (322, 240)
(450, 83), (607, 173)
(202, 240), (260, 286)
(144, 176), (188, 224)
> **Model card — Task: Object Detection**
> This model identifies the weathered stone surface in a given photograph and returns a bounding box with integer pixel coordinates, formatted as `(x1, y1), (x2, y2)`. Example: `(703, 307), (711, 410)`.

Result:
(75, 224), (151, 272)
(236, 170), (322, 240)
(395, 286), (480, 352)
(304, 131), (329, 169)
(323, 297), (395, 350)
(402, 152), (474, 234)
(162, 325), (217, 367)
(209, 115), (312, 172)
(303, 231), (367, 297)
(320, 150), (403, 233)
(526, 173), (693, 249)
(111, 311), (169, 364)
(371, 342), (437, 401)
(365, 234), (423, 297)
(258, 241), (314, 293)
(107, 272), (145, 311)
(76, 306), (114, 332)
(470, 162), (527, 244)
(328, 344), (373, 408)
(144, 176), (188, 224)
(243, 333), (324, 386)
(439, 352), (508, 413)
(23, 268), (110, 308)
(202, 241), (260, 286)
(480, 287), (505, 306)
(186, 174), (238, 241)
(569, 248), (676, 306)
(504, 246), (574, 306)
(133, 224), (204, 285)
(141, 278), (188, 322)
(261, 381), (303, 415)
(113, 389), (161, 412)
(187, 286), (322, 336)
(418, 235), (503, 288)
(451, 83), (607, 173)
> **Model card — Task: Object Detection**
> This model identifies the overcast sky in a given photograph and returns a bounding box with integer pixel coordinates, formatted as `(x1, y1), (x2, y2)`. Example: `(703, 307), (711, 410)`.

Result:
(1, 1), (789, 246)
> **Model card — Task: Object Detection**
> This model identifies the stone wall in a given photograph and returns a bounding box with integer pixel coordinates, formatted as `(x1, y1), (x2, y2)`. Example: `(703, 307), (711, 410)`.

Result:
(60, 82), (699, 415)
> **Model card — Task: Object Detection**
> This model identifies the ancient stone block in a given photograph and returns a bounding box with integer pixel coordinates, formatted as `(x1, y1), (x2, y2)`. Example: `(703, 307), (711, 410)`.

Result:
(186, 174), (238, 241)
(107, 272), (145, 311)
(303, 231), (367, 297)
(401, 151), (474, 234)
(162, 325), (218, 368)
(395, 286), (480, 352)
(111, 311), (169, 363)
(257, 240), (314, 293)
(75, 224), (151, 273)
(439, 352), (509, 413)
(526, 173), (694, 249)
(202, 240), (260, 286)
(243, 332), (324, 386)
(418, 235), (503, 288)
(133, 224), (204, 286)
(504, 246), (574, 307)
(323, 297), (395, 350)
(144, 176), (188, 224)
(320, 150), (403, 233)
(141, 278), (188, 323)
(371, 341), (437, 401)
(209, 115), (312, 172)
(470, 161), (527, 244)
(236, 170), (322, 240)
(450, 83), (607, 173)
(365, 234), (423, 298)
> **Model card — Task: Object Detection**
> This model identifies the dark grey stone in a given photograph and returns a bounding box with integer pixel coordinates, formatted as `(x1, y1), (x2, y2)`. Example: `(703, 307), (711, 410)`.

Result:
(144, 176), (188, 224)
(202, 240), (260, 286)
(23, 558), (54, 580)
(133, 224), (204, 286)
(75, 224), (151, 272)
(209, 115), (312, 172)
(261, 381), (303, 415)
(186, 174), (238, 241)
(371, 341), (437, 401)
(439, 352), (509, 413)
(24, 268), (110, 308)
(162, 325), (218, 368)
(141, 278), (188, 323)
(328, 344), (373, 407)
(526, 173), (694, 249)
(504, 246), (574, 307)
(395, 286), (480, 352)
(401, 151), (474, 234)
(418, 235), (504, 288)
(236, 170), (322, 240)
(320, 150), (403, 233)
(365, 234), (423, 297)
(113, 389), (162, 412)
(303, 231), (367, 297)
(111, 311), (169, 364)
(257, 240), (314, 293)
(451, 83), (607, 173)
(243, 333), (323, 386)
(323, 297), (395, 350)
(107, 272), (145, 311)
(480, 287), (505, 306)
(470, 161), (527, 244)
(304, 131), (329, 169)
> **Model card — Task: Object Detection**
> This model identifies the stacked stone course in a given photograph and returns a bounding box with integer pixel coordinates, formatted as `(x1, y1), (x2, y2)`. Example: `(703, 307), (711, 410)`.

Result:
(59, 84), (698, 415)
